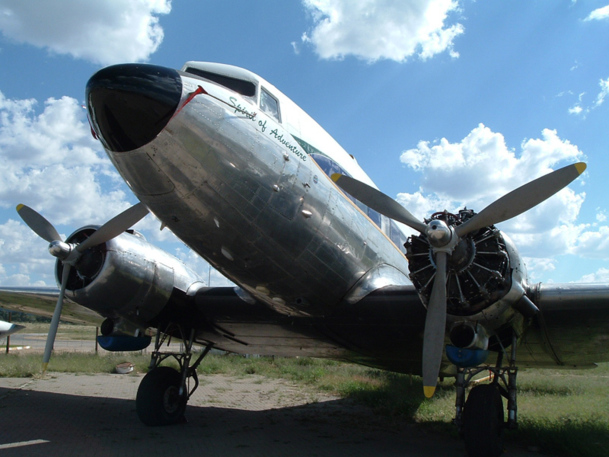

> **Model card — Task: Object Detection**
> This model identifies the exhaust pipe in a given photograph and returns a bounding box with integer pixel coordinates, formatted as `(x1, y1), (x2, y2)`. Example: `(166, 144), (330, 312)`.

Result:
(449, 322), (489, 350)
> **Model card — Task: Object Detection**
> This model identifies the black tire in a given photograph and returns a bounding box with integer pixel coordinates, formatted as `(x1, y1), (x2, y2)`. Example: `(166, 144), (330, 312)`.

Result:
(462, 384), (505, 457)
(136, 367), (187, 426)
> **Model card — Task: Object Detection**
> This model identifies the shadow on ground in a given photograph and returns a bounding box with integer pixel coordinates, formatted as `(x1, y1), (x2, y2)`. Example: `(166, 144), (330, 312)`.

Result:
(0, 375), (545, 457)
(0, 381), (457, 457)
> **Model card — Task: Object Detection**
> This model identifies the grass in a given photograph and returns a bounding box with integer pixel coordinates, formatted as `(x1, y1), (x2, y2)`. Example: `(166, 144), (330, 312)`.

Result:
(0, 352), (151, 377)
(1, 351), (607, 457)
(8, 322), (98, 340)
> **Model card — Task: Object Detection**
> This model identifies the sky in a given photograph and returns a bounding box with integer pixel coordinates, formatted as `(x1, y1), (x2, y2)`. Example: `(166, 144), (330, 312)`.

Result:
(0, 0), (608, 288)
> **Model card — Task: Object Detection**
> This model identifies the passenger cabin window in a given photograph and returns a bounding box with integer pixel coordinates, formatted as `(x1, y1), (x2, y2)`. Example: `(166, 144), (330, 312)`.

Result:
(183, 67), (256, 97)
(260, 88), (281, 122)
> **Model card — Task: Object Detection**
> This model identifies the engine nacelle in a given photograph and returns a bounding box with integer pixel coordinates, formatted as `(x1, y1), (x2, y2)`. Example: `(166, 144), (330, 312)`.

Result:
(57, 225), (206, 328)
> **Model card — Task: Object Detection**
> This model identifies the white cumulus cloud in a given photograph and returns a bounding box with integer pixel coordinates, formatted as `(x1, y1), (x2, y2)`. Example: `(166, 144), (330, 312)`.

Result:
(579, 267), (609, 283)
(0, 219), (55, 286)
(584, 5), (609, 21)
(0, 0), (171, 65)
(0, 91), (132, 224)
(396, 124), (590, 261)
(0, 90), (142, 285)
(301, 0), (464, 62)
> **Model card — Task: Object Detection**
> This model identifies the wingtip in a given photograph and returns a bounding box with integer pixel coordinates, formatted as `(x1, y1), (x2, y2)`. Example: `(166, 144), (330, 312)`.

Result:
(423, 386), (436, 398)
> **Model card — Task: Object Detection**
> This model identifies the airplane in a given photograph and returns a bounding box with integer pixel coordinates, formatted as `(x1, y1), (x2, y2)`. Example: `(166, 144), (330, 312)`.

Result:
(1, 61), (608, 457)
(0, 319), (25, 339)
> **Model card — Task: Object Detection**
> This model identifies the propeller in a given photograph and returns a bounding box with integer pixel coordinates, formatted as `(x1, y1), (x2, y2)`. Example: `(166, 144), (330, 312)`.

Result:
(333, 162), (587, 397)
(16, 202), (149, 372)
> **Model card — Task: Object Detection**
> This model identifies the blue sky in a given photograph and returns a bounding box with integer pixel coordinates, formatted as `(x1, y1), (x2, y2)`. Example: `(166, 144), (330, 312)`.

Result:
(1, 0), (608, 287)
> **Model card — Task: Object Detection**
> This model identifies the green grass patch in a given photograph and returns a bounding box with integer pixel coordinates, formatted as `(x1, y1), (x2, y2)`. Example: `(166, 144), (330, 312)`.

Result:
(0, 352), (151, 377)
(10, 323), (99, 340)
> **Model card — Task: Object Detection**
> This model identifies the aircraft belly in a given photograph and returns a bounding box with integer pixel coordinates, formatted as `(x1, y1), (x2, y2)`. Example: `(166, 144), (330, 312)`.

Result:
(107, 94), (409, 316)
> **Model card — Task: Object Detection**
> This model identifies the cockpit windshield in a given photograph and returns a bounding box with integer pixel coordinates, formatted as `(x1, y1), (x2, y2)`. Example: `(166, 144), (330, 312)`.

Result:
(183, 67), (256, 97)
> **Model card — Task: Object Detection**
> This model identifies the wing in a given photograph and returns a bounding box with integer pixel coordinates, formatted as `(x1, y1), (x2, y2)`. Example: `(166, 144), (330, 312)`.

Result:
(336, 283), (609, 372)
(343, 283), (609, 371)
(0, 287), (103, 326)
(4, 282), (608, 372)
(0, 283), (426, 372)
(520, 283), (609, 368)
(188, 285), (428, 373)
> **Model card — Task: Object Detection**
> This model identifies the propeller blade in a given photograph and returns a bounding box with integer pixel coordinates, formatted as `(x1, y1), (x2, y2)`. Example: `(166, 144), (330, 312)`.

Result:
(422, 251), (448, 398)
(77, 202), (149, 252)
(331, 174), (427, 233)
(42, 264), (71, 373)
(16, 204), (62, 243)
(456, 162), (586, 238)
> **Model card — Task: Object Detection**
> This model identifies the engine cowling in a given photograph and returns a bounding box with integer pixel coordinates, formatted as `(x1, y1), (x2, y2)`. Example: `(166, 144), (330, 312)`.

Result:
(57, 225), (205, 328)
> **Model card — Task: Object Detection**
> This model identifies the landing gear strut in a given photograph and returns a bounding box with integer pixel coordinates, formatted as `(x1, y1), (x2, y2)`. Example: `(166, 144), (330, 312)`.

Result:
(453, 334), (519, 457)
(136, 323), (213, 426)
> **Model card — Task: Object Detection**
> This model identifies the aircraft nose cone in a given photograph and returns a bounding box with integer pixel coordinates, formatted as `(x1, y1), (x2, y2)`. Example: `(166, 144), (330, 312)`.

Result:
(86, 64), (182, 152)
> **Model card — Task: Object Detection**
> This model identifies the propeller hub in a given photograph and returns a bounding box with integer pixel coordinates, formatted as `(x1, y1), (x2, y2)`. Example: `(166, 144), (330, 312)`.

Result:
(426, 219), (452, 248)
(48, 240), (74, 260)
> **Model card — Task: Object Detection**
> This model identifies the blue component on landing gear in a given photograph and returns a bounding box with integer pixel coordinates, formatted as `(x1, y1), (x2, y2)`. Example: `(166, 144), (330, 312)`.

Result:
(446, 345), (490, 368)
(97, 335), (151, 352)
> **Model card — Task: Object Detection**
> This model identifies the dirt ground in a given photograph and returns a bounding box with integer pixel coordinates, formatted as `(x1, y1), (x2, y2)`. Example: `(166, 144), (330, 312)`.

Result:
(0, 373), (547, 457)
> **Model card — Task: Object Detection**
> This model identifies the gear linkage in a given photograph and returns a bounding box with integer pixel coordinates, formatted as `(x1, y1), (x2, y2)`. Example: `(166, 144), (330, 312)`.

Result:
(454, 331), (519, 433)
(149, 323), (214, 400)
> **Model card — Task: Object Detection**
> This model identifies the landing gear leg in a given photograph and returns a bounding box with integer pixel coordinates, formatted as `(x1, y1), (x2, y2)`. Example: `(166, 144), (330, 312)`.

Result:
(453, 334), (519, 457)
(136, 323), (213, 426)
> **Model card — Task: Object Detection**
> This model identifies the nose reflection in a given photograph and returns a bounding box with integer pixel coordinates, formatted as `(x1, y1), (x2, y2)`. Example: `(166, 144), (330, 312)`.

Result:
(86, 64), (182, 152)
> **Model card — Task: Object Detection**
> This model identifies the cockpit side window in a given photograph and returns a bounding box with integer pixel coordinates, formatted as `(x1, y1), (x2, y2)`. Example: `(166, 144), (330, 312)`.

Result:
(260, 88), (281, 122)
(183, 67), (256, 97)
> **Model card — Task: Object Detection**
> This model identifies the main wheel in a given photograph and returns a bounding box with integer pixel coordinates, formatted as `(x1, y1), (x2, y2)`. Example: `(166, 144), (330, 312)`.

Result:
(462, 384), (505, 457)
(136, 367), (187, 426)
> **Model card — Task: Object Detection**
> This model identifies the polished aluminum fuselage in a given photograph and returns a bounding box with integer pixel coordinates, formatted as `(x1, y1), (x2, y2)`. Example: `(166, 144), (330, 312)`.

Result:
(105, 73), (410, 317)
